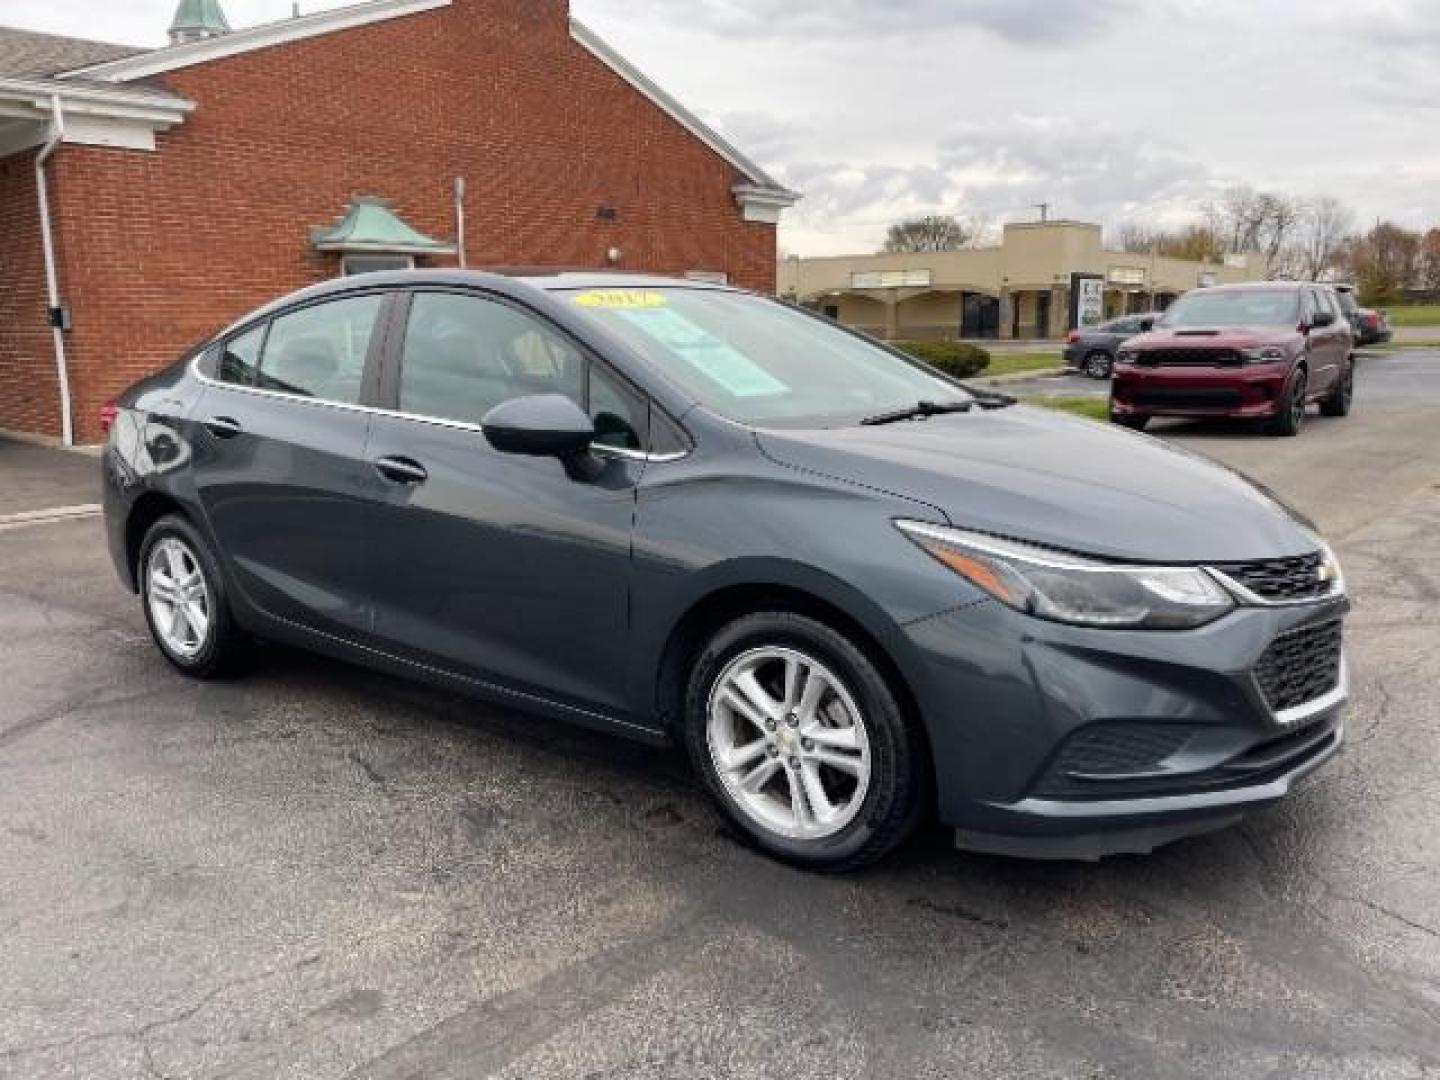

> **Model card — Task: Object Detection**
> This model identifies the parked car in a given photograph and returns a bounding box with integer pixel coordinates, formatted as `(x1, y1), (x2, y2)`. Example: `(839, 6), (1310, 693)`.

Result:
(1111, 282), (1356, 437)
(104, 272), (1350, 870)
(1334, 284), (1392, 346)
(1064, 313), (1160, 379)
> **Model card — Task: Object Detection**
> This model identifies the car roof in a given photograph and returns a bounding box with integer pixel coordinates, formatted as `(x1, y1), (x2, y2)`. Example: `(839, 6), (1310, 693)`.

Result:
(1198, 281), (1337, 294)
(213, 269), (742, 344)
(216, 269), (754, 344)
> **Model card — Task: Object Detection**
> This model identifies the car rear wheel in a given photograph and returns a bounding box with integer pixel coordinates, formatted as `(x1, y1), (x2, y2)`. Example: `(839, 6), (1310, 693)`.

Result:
(1083, 351), (1114, 380)
(683, 612), (925, 872)
(1319, 358), (1355, 418)
(139, 515), (249, 679)
(1268, 368), (1308, 437)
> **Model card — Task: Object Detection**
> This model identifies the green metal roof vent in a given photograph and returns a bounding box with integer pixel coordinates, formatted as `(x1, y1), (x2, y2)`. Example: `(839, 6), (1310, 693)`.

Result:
(311, 196), (457, 256)
(169, 0), (231, 45)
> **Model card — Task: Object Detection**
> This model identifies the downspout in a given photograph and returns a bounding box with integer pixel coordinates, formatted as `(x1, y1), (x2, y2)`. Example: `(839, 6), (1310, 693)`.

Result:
(454, 177), (467, 269)
(35, 94), (73, 446)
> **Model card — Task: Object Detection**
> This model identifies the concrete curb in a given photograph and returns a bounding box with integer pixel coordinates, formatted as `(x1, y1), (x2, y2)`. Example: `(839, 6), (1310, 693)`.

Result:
(978, 367), (1068, 385)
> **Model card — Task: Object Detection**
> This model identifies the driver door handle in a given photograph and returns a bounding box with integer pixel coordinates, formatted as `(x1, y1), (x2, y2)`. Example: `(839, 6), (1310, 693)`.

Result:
(375, 456), (429, 485)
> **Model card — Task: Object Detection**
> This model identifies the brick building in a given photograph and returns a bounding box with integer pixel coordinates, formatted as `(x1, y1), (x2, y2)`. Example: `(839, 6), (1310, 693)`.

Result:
(0, 0), (798, 444)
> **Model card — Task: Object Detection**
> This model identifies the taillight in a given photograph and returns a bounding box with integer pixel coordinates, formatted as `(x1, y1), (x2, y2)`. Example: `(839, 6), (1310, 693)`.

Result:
(99, 399), (119, 434)
(1066, 330), (1081, 344)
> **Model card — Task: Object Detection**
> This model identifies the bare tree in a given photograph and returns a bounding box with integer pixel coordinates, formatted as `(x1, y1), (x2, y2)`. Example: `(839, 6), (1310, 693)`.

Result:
(1204, 187), (1270, 255)
(1256, 193), (1302, 277)
(1112, 221), (1222, 263)
(1294, 197), (1356, 281)
(881, 215), (976, 254)
(1421, 229), (1440, 298)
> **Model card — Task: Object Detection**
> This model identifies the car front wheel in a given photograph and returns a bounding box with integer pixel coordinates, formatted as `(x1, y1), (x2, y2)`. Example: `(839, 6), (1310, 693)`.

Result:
(1110, 410), (1149, 431)
(1268, 367), (1308, 437)
(1083, 351), (1114, 380)
(139, 514), (248, 678)
(684, 612), (925, 872)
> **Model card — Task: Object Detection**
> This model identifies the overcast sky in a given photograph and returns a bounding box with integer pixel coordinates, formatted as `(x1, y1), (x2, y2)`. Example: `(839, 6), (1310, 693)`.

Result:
(5, 0), (1436, 255)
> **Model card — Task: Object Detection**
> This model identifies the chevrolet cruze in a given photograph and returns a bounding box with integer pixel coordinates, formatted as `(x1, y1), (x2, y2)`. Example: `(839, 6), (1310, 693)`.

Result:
(103, 272), (1350, 870)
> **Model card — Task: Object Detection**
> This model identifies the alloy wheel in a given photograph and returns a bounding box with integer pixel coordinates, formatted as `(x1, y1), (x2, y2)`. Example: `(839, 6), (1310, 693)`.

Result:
(706, 647), (872, 841)
(146, 537), (212, 659)
(1292, 372), (1308, 429)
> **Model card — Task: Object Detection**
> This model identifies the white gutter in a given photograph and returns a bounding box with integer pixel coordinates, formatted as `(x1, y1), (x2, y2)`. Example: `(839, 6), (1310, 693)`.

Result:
(35, 94), (73, 447)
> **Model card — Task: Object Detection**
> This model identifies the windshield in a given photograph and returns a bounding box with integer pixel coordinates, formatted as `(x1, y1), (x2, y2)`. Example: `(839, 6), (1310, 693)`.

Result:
(562, 288), (972, 427)
(1161, 289), (1300, 329)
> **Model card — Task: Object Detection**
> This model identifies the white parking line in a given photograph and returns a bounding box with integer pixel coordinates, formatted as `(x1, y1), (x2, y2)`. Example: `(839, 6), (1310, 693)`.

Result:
(0, 504), (103, 533)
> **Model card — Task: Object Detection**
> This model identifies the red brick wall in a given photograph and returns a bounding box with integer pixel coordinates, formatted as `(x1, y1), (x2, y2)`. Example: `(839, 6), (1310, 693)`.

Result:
(0, 152), (63, 439)
(3, 0), (778, 442)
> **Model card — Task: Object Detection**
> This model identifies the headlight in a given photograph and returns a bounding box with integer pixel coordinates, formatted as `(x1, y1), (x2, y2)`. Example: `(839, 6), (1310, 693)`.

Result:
(1239, 346), (1287, 363)
(896, 521), (1235, 630)
(1116, 349), (1138, 364)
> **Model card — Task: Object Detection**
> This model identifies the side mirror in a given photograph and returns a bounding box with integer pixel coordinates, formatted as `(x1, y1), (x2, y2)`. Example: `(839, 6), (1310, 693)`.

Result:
(1310, 309), (1336, 329)
(1139, 317), (1156, 332)
(482, 394), (595, 460)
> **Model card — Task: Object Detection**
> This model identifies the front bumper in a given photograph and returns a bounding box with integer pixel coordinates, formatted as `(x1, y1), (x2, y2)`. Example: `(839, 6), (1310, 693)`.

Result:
(1112, 360), (1290, 418)
(902, 595), (1349, 860)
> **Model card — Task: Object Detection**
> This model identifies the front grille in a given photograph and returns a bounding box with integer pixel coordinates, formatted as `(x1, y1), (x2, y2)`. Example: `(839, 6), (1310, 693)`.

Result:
(1213, 552), (1330, 602)
(1132, 388), (1243, 409)
(1254, 620), (1343, 713)
(1031, 724), (1196, 798)
(1134, 348), (1241, 367)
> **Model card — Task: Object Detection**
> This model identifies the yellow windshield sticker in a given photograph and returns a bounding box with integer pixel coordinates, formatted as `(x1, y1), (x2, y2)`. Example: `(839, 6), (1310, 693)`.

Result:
(573, 289), (668, 310)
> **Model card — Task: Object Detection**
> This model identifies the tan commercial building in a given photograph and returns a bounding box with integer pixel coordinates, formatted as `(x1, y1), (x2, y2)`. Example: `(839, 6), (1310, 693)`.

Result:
(779, 221), (1268, 342)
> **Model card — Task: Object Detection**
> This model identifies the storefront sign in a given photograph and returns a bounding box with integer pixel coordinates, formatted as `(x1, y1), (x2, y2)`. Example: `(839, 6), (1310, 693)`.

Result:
(1070, 273), (1105, 329)
(850, 269), (933, 289)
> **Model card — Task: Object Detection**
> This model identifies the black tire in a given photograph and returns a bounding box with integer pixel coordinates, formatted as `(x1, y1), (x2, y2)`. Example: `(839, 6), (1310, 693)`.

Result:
(682, 612), (926, 872)
(1110, 410), (1149, 432)
(137, 514), (250, 679)
(1319, 358), (1355, 418)
(1268, 366), (1308, 437)
(1083, 351), (1114, 380)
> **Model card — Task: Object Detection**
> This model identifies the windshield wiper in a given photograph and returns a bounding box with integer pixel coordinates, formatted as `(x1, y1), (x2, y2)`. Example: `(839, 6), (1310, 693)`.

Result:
(965, 388), (1017, 410)
(861, 399), (974, 426)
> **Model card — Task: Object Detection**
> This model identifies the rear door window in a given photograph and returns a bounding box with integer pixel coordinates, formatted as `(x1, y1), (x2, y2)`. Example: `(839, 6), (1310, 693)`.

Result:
(256, 294), (385, 405)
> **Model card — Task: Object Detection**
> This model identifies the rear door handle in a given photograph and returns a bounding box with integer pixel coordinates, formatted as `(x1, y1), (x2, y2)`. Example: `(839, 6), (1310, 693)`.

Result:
(205, 416), (243, 439)
(375, 456), (429, 485)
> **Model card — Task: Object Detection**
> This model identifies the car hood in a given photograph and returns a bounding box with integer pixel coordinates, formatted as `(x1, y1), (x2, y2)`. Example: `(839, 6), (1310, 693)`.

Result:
(1127, 327), (1301, 349)
(754, 407), (1317, 563)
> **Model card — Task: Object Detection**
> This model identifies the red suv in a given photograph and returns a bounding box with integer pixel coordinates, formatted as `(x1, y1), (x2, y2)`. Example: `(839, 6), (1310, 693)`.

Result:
(1110, 283), (1355, 437)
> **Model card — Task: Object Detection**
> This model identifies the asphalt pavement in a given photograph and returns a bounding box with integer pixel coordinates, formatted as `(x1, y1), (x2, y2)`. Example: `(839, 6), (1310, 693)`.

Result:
(2, 352), (1439, 1079)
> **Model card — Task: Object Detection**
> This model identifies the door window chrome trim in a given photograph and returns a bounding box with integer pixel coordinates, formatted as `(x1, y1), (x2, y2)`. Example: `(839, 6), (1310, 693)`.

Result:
(190, 355), (691, 464)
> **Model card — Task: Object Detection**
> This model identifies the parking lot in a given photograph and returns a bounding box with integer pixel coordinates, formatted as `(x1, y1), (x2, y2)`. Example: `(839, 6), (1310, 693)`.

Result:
(2, 351), (1439, 1080)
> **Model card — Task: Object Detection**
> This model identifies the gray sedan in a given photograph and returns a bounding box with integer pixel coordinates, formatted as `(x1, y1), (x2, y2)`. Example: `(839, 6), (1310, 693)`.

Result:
(102, 272), (1347, 871)
(1064, 313), (1160, 379)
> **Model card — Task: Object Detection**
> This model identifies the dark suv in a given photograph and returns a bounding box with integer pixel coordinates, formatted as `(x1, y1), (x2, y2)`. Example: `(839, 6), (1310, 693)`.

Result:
(1111, 282), (1355, 436)
(103, 272), (1349, 870)
(1334, 285), (1393, 347)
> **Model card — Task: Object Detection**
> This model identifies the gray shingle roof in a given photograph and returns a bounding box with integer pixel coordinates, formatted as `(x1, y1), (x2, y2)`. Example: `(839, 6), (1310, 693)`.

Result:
(0, 26), (147, 79)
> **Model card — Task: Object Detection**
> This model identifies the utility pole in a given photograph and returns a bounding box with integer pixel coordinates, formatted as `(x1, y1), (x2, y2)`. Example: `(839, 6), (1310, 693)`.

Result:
(1034, 203), (1050, 224)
